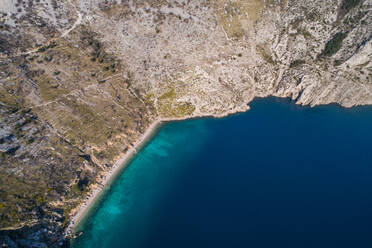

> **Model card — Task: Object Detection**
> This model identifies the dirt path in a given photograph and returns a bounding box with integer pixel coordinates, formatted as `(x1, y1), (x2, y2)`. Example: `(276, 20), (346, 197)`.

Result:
(61, 0), (83, 38)
(0, 0), (83, 58)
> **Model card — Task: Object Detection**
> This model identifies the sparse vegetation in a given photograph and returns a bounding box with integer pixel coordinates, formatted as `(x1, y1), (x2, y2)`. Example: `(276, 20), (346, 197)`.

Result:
(299, 28), (312, 39)
(157, 87), (195, 117)
(37, 41), (57, 53)
(213, 0), (265, 38)
(34, 74), (69, 101)
(256, 45), (274, 64)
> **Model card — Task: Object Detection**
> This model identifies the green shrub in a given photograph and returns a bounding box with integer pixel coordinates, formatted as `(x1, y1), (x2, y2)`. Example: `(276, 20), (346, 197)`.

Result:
(321, 32), (348, 57)
(36, 195), (44, 204)
(37, 47), (46, 53)
(338, 0), (362, 20)
(290, 60), (305, 68)
(340, 0), (362, 13)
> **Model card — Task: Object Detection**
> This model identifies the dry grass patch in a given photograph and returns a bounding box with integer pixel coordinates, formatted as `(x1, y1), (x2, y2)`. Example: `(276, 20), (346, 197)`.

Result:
(213, 0), (265, 38)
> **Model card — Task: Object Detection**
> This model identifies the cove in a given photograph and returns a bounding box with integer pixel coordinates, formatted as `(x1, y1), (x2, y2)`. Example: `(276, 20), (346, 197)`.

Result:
(71, 97), (372, 248)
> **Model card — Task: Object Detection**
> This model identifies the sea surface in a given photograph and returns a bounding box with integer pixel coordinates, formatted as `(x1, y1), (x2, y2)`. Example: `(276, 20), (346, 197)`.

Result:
(72, 97), (372, 248)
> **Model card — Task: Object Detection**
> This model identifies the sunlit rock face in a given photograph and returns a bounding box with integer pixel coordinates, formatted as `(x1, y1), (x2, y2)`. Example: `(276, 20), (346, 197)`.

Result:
(0, 0), (371, 246)
(83, 0), (372, 112)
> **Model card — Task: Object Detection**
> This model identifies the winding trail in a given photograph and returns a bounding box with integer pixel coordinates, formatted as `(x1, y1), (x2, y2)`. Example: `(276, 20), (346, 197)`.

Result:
(0, 0), (82, 58)
(61, 0), (83, 39)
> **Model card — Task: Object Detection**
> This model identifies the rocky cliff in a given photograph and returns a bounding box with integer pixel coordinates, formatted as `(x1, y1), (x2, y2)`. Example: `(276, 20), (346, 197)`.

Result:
(0, 0), (371, 246)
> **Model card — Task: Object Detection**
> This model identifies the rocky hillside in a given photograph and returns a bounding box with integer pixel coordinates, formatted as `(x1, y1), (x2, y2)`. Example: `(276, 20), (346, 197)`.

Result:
(0, 0), (371, 246)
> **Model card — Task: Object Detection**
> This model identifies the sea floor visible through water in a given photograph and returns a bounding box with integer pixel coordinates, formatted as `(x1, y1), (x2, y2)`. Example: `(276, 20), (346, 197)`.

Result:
(72, 97), (372, 248)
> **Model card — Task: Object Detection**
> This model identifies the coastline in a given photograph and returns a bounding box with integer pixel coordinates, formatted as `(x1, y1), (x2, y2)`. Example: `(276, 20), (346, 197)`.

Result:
(65, 104), (251, 237)
(65, 119), (163, 236)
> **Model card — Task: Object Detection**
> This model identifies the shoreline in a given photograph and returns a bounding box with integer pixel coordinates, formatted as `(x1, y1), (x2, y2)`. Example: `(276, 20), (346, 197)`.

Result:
(64, 96), (372, 237)
(65, 104), (251, 237)
(65, 119), (163, 236)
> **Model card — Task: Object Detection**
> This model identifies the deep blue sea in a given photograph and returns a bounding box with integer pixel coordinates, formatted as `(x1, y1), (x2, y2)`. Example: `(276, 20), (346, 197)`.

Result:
(72, 97), (372, 248)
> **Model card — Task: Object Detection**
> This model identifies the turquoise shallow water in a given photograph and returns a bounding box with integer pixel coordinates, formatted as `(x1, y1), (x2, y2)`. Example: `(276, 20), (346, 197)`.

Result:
(72, 97), (372, 248)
